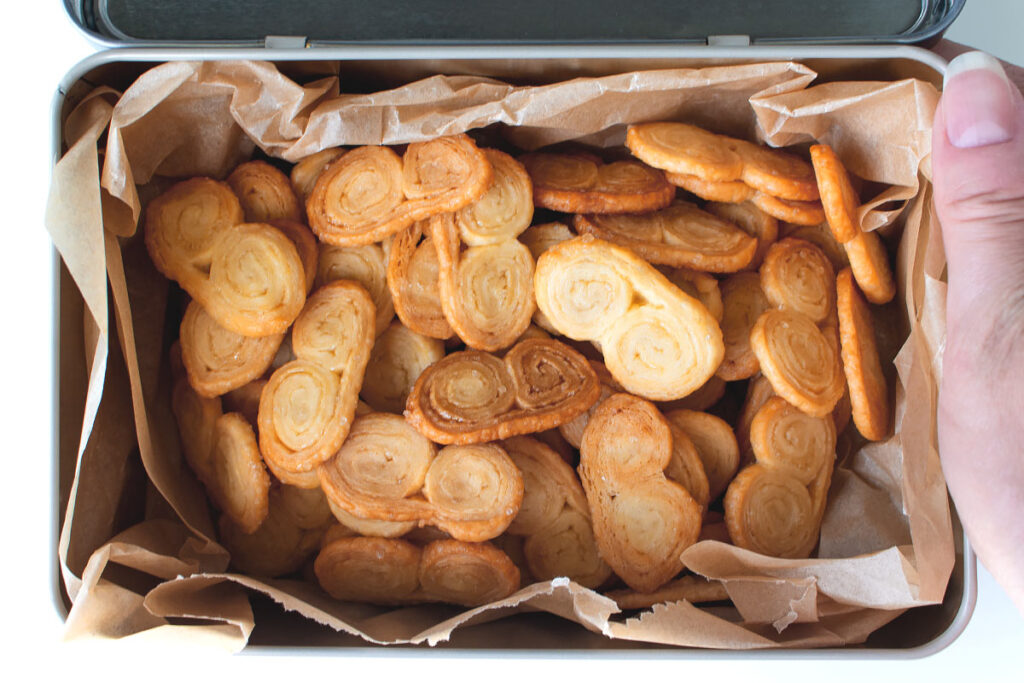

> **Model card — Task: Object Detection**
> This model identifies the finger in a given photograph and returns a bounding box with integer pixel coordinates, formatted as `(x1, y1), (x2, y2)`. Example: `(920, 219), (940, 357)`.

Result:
(931, 41), (1024, 92)
(932, 51), (1024, 312)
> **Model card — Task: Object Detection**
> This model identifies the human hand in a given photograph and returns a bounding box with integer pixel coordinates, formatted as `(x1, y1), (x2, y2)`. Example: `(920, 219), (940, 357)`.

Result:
(932, 48), (1024, 614)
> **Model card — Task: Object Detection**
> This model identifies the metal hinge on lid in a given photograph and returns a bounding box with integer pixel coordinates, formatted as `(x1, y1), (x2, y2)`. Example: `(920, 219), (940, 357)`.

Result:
(265, 35), (308, 49)
(706, 35), (751, 47)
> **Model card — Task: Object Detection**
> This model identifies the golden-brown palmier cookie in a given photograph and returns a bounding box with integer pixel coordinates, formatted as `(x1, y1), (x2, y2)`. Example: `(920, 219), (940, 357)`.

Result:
(750, 192), (826, 226)
(729, 139), (820, 203)
(664, 409), (739, 502)
(144, 177), (244, 281)
(430, 188), (536, 351)
(258, 281), (374, 484)
(387, 221), (454, 339)
(579, 393), (702, 593)
(161, 220), (307, 337)
(273, 484), (334, 532)
(171, 378), (222, 488)
(573, 200), (756, 273)
(836, 268), (891, 441)
(290, 147), (345, 203)
(716, 271), (771, 381)
(179, 300), (284, 398)
(759, 237), (836, 323)
(316, 241), (395, 337)
(521, 153), (674, 214)
(749, 397), (835, 485)
(267, 219), (318, 293)
(327, 497), (418, 538)
(405, 338), (600, 445)
(706, 200), (779, 271)
(809, 144), (860, 243)
(456, 149), (533, 246)
(666, 171), (755, 203)
(501, 436), (612, 588)
(228, 160), (302, 223)
(417, 539), (521, 606)
(361, 321), (445, 414)
(725, 396), (835, 559)
(664, 422), (711, 509)
(844, 228), (896, 305)
(315, 536), (423, 604)
(625, 122), (744, 182)
(558, 361), (621, 449)
(306, 135), (492, 247)
(535, 236), (724, 401)
(750, 309), (845, 418)
(222, 378), (267, 427)
(664, 267), (724, 321)
(657, 375), (727, 413)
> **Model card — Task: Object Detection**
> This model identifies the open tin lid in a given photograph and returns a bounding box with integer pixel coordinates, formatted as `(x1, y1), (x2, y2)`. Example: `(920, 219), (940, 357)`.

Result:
(67, 0), (964, 47)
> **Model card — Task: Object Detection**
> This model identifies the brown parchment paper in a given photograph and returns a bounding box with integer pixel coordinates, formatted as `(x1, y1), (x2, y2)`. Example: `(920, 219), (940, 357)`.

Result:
(48, 58), (952, 651)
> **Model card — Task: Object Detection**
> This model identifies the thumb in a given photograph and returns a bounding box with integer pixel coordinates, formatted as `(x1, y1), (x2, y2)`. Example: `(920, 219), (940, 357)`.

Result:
(933, 51), (1024, 314)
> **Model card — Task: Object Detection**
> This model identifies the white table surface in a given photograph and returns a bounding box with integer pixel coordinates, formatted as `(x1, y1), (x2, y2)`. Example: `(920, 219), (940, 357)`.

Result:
(6, 2), (1023, 680)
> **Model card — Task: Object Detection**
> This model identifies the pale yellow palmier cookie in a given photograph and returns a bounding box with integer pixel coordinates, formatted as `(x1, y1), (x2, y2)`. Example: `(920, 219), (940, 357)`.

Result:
(456, 149), (534, 246)
(259, 281), (374, 483)
(405, 338), (600, 445)
(521, 152), (674, 214)
(188, 222), (308, 337)
(750, 308), (845, 418)
(325, 496), (417, 538)
(228, 160), (302, 223)
(534, 236), (724, 401)
(290, 147), (345, 203)
(717, 272), (771, 382)
(558, 360), (622, 449)
(579, 393), (702, 593)
(430, 212), (536, 351)
(387, 221), (454, 339)
(519, 222), (574, 261)
(144, 177), (244, 281)
(574, 200), (756, 273)
(501, 436), (612, 588)
(706, 200), (779, 271)
(664, 409), (739, 502)
(759, 237), (836, 323)
(836, 268), (891, 441)
(625, 122), (744, 182)
(361, 321), (445, 414)
(179, 300), (284, 398)
(316, 241), (395, 337)
(664, 421), (711, 508)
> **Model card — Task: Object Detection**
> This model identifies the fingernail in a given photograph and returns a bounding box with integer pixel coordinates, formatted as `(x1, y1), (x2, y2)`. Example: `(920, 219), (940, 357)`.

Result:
(943, 51), (1018, 149)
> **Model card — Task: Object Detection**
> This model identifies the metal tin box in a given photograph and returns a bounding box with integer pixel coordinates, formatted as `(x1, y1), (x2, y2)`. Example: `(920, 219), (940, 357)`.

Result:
(52, 0), (975, 656)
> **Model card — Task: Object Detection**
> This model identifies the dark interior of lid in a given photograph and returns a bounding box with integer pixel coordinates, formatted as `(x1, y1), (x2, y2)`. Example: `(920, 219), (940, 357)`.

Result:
(81, 0), (961, 45)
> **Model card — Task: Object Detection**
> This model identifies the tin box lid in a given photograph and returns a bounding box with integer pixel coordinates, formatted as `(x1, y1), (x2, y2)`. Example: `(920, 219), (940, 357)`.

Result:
(67, 0), (965, 47)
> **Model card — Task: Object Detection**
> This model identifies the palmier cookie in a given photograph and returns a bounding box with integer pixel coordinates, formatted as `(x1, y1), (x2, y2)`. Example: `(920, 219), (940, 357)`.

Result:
(750, 308), (845, 418)
(387, 221), (454, 339)
(520, 152), (674, 214)
(716, 272), (771, 382)
(579, 393), (702, 593)
(573, 200), (756, 273)
(405, 337), (600, 445)
(809, 143), (861, 243)
(725, 396), (835, 558)
(227, 160), (302, 223)
(534, 236), (724, 401)
(759, 237), (836, 323)
(258, 280), (375, 485)
(306, 134), (492, 247)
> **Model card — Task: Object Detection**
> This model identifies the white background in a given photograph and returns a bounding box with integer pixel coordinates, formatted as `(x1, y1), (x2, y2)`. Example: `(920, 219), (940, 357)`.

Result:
(5, 2), (1024, 681)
